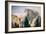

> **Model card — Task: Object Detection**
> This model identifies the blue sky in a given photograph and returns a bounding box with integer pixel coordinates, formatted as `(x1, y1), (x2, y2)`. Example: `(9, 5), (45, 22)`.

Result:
(12, 6), (25, 13)
(11, 6), (27, 16)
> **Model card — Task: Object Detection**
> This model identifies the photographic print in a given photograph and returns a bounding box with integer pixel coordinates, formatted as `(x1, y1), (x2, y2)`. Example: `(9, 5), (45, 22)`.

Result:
(5, 1), (45, 33)
(12, 6), (41, 28)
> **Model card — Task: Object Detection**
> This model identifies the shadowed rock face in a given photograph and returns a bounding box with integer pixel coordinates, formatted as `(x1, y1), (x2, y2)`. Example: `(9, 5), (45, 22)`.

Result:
(20, 9), (41, 27)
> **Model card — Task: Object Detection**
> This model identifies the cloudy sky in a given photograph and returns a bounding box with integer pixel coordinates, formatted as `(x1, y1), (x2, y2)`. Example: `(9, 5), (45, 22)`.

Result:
(11, 6), (41, 16)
